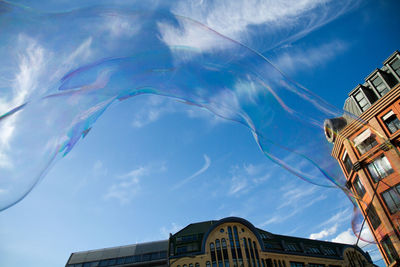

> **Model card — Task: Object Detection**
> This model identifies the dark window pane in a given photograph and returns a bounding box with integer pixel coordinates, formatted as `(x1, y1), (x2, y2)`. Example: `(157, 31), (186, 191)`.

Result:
(366, 205), (381, 230)
(382, 185), (400, 214)
(381, 236), (399, 263)
(353, 176), (366, 198)
(343, 153), (353, 174)
(383, 113), (400, 134)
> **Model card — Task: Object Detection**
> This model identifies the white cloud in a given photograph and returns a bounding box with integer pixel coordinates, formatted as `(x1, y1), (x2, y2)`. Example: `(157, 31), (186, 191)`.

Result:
(272, 40), (349, 73)
(158, 19), (228, 54)
(309, 224), (338, 240)
(0, 35), (47, 169)
(102, 16), (140, 38)
(171, 0), (360, 50)
(104, 163), (166, 204)
(331, 226), (374, 248)
(173, 154), (211, 190)
(160, 222), (183, 238)
(104, 167), (145, 204)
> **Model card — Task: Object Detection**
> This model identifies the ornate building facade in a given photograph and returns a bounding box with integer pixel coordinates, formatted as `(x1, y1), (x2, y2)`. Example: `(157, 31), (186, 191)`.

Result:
(324, 51), (400, 266)
(66, 217), (373, 267)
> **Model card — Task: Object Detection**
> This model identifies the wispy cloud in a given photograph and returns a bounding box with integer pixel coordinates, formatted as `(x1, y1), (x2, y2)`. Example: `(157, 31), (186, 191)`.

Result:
(271, 40), (349, 73)
(260, 183), (327, 227)
(227, 162), (272, 196)
(172, 154), (211, 190)
(0, 35), (47, 169)
(278, 185), (326, 209)
(171, 0), (361, 50)
(160, 222), (183, 238)
(318, 208), (352, 227)
(309, 224), (338, 240)
(104, 166), (146, 204)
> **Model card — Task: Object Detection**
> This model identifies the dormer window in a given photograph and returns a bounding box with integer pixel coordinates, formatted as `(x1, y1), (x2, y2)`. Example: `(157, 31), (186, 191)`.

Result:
(389, 57), (400, 77)
(353, 129), (377, 154)
(354, 90), (370, 111)
(371, 75), (389, 97)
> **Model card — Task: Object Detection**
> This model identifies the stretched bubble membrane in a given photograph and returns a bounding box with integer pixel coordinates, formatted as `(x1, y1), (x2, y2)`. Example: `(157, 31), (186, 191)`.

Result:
(0, 1), (388, 244)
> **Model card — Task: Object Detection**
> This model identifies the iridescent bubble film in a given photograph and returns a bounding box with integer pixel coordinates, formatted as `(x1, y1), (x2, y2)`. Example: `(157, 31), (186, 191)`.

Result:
(0, 1), (387, 244)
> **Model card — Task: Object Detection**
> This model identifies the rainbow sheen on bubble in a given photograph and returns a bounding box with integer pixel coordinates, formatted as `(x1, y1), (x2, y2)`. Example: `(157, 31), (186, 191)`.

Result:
(0, 1), (388, 244)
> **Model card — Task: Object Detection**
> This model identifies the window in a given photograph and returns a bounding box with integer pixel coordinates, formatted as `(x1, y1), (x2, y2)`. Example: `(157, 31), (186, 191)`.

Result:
(354, 90), (370, 111)
(382, 111), (400, 134)
(289, 262), (304, 267)
(381, 236), (399, 263)
(117, 258), (125, 265)
(323, 247), (336, 256)
(309, 264), (325, 267)
(285, 244), (298, 252)
(367, 155), (394, 182)
(382, 185), (400, 214)
(305, 247), (321, 254)
(342, 151), (353, 174)
(372, 75), (389, 96)
(390, 57), (400, 77)
(366, 204), (381, 230)
(353, 175), (366, 198)
(353, 129), (377, 154)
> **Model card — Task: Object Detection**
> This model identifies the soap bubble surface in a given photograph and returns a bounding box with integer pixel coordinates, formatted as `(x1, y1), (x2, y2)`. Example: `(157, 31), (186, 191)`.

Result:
(0, 1), (385, 244)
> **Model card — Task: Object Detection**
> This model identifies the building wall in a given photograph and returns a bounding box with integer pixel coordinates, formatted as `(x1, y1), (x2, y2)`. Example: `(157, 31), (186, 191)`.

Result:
(329, 51), (400, 266)
(169, 221), (372, 267)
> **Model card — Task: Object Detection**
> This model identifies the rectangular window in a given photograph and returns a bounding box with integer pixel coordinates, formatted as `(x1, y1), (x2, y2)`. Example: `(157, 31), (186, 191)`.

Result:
(309, 264), (325, 267)
(382, 185), (400, 214)
(366, 204), (381, 230)
(390, 57), (400, 77)
(372, 76), (389, 96)
(285, 244), (299, 252)
(323, 247), (336, 256)
(381, 236), (399, 263)
(353, 175), (366, 198)
(342, 151), (353, 174)
(289, 263), (304, 267)
(353, 129), (377, 154)
(367, 155), (394, 182)
(354, 90), (370, 111)
(382, 111), (400, 134)
(305, 247), (321, 254)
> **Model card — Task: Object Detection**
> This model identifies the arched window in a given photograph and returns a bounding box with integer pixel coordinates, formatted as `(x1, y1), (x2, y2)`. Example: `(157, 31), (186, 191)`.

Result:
(195, 263), (200, 267)
(222, 239), (227, 248)
(210, 242), (215, 250)
(216, 239), (221, 249)
(189, 264), (193, 267)
(206, 262), (211, 267)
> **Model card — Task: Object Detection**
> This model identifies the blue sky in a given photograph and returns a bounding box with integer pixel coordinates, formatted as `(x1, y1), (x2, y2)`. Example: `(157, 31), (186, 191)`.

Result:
(0, 0), (400, 266)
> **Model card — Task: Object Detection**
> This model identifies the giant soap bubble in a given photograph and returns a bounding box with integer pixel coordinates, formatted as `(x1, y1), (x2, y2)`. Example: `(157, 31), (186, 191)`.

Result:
(0, 1), (384, 244)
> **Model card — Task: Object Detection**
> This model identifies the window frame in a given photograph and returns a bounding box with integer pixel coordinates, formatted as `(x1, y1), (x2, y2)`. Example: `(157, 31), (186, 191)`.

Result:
(366, 204), (381, 230)
(381, 184), (400, 214)
(353, 175), (366, 198)
(366, 154), (394, 183)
